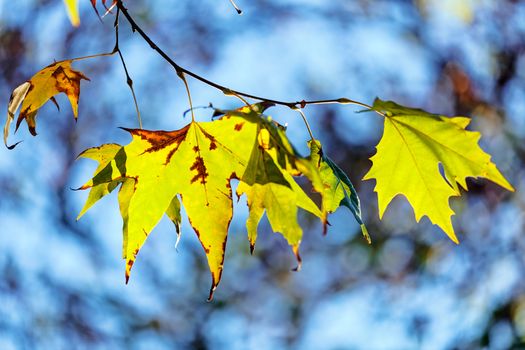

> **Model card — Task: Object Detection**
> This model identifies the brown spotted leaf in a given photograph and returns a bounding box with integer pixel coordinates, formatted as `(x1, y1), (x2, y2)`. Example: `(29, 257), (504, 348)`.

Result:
(4, 60), (89, 148)
(77, 105), (323, 299)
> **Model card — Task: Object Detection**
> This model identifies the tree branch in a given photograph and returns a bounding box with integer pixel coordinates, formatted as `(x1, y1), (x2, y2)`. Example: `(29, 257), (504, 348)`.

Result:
(115, 0), (382, 115)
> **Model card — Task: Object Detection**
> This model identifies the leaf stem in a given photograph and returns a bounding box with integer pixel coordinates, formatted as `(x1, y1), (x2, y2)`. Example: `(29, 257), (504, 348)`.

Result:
(294, 108), (315, 141)
(223, 89), (251, 107)
(71, 51), (116, 62)
(178, 71), (196, 122)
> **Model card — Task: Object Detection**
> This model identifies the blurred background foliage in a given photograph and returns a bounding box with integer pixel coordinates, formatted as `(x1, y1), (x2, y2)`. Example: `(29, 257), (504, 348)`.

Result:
(1, 0), (525, 349)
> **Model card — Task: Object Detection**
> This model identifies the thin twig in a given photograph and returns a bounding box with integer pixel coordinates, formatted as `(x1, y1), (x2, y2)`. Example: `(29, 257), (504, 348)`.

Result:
(115, 8), (142, 128)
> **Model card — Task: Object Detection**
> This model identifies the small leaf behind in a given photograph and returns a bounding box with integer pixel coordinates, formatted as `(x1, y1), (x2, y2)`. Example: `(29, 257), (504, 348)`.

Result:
(4, 60), (89, 148)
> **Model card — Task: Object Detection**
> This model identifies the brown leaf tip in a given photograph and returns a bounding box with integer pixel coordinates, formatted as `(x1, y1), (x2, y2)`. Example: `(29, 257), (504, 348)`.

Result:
(207, 285), (217, 302)
(125, 259), (134, 284)
(292, 246), (302, 272)
(28, 126), (37, 136)
(322, 219), (331, 236)
(125, 248), (139, 284)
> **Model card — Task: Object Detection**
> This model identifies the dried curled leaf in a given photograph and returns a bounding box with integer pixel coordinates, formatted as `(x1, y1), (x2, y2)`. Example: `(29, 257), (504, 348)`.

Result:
(4, 60), (89, 148)
(363, 98), (514, 242)
(77, 105), (323, 299)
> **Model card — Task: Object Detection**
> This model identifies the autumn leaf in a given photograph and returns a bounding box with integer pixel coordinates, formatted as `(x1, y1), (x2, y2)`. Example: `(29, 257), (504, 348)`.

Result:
(308, 139), (370, 243)
(236, 120), (322, 268)
(79, 121), (248, 299)
(363, 98), (514, 242)
(63, 0), (80, 26)
(4, 60), (89, 148)
(77, 104), (323, 299)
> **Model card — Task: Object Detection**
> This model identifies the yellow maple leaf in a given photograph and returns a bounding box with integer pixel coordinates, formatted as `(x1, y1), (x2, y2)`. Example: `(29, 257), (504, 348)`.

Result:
(363, 98), (514, 243)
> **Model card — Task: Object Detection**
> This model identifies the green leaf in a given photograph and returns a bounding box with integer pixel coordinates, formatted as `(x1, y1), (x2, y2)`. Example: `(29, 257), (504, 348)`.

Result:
(236, 125), (322, 267)
(308, 139), (369, 243)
